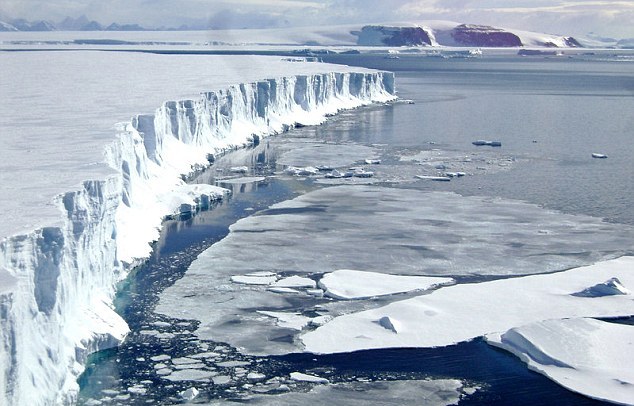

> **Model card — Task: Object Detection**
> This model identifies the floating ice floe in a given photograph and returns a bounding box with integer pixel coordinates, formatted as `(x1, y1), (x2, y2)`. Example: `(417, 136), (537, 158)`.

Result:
(415, 175), (452, 182)
(230, 166), (249, 173)
(268, 287), (301, 294)
(163, 369), (216, 382)
(486, 318), (634, 405)
(216, 176), (266, 184)
(364, 159), (381, 164)
(591, 153), (608, 159)
(301, 257), (634, 354)
(472, 140), (502, 147)
(290, 372), (330, 384)
(319, 269), (453, 300)
(284, 166), (320, 176)
(231, 272), (278, 285)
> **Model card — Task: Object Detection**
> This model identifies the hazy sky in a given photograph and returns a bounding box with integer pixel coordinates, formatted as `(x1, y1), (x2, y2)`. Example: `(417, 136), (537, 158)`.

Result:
(1, 0), (632, 38)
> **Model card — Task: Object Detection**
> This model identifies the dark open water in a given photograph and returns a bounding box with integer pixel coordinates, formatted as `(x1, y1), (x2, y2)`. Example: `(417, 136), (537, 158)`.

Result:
(78, 53), (633, 405)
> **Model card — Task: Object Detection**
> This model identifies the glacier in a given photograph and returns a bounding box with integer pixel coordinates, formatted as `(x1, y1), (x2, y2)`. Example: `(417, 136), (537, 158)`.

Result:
(0, 51), (395, 405)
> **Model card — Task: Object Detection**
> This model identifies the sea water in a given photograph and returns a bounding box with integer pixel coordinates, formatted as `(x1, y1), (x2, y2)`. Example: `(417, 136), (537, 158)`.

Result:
(78, 53), (633, 405)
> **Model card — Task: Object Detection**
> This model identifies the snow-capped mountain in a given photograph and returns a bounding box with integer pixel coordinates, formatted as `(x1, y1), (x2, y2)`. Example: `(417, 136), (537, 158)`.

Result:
(0, 18), (585, 47)
(353, 21), (582, 48)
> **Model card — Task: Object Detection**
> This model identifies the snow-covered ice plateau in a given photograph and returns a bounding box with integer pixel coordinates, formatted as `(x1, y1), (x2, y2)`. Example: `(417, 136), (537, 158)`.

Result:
(0, 50), (394, 405)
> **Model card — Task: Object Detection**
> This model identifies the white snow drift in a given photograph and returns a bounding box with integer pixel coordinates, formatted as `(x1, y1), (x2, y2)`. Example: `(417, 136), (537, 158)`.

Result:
(0, 50), (394, 406)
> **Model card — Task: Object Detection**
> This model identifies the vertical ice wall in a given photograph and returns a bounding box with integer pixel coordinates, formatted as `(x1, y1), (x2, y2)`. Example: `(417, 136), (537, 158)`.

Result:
(0, 70), (395, 405)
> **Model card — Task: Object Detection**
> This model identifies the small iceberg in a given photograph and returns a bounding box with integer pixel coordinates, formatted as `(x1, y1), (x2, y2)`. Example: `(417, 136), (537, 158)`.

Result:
(591, 153), (608, 159)
(230, 166), (249, 173)
(472, 140), (502, 147)
(290, 372), (329, 384)
(415, 175), (451, 182)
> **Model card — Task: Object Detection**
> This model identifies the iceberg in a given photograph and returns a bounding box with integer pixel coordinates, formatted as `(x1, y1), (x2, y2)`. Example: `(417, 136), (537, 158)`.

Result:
(0, 51), (395, 405)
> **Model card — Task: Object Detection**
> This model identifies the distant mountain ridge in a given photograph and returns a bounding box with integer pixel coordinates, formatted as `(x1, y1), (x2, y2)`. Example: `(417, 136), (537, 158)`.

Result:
(354, 22), (583, 48)
(0, 15), (147, 31)
(0, 17), (630, 48)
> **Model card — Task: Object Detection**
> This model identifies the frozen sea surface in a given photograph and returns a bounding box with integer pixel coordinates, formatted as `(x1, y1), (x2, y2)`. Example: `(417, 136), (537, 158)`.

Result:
(157, 185), (633, 355)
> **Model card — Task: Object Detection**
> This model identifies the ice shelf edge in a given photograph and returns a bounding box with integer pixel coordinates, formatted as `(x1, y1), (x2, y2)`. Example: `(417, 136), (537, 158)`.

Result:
(0, 70), (395, 405)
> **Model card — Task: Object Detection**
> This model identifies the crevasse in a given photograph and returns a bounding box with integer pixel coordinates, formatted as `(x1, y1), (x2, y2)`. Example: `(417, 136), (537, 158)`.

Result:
(0, 71), (395, 405)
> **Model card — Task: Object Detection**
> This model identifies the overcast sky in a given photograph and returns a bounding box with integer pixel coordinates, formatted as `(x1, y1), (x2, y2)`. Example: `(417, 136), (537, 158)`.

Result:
(1, 0), (632, 38)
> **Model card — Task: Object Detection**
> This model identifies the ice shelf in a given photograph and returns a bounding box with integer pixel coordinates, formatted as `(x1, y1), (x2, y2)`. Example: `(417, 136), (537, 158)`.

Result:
(0, 50), (395, 405)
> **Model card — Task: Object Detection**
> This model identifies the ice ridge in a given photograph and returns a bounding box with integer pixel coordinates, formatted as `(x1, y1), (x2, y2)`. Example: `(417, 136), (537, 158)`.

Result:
(0, 70), (395, 405)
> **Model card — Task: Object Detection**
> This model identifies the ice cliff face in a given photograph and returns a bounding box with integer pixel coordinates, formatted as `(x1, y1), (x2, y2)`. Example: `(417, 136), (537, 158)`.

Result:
(0, 70), (395, 405)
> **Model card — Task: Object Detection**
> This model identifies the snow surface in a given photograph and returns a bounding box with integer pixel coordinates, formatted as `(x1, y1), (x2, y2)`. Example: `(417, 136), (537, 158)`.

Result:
(0, 51), (390, 241)
(319, 269), (453, 299)
(301, 256), (634, 353)
(0, 50), (394, 405)
(486, 318), (634, 405)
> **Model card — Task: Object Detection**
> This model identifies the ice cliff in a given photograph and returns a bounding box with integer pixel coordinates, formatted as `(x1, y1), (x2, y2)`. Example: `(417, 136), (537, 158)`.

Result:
(0, 70), (395, 405)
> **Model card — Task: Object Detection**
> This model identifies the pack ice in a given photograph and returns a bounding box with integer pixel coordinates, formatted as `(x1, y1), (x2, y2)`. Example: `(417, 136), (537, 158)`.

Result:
(0, 50), (395, 405)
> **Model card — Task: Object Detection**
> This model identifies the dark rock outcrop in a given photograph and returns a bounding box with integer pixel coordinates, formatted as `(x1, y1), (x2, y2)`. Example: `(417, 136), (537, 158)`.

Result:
(451, 24), (522, 47)
(355, 25), (433, 46)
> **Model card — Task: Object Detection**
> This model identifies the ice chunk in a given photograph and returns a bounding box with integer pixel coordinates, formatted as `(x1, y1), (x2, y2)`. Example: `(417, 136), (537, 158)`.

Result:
(271, 276), (316, 289)
(212, 375), (232, 385)
(217, 360), (250, 368)
(591, 153), (608, 159)
(268, 287), (301, 294)
(179, 387), (199, 401)
(284, 166), (320, 176)
(164, 369), (216, 382)
(486, 318), (634, 405)
(290, 372), (329, 384)
(231, 274), (278, 285)
(230, 166), (249, 173)
(472, 140), (501, 147)
(247, 372), (266, 382)
(217, 176), (266, 184)
(319, 269), (453, 299)
(415, 175), (451, 181)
